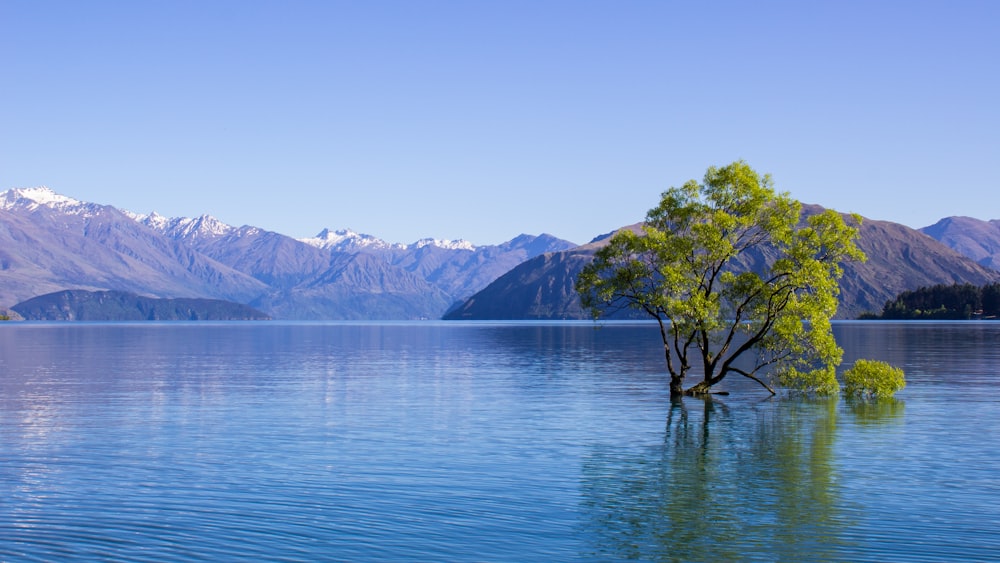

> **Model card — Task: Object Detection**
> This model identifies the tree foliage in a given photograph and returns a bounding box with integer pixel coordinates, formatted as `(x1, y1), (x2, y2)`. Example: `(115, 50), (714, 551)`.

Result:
(864, 282), (1000, 320)
(842, 359), (906, 399)
(575, 161), (865, 396)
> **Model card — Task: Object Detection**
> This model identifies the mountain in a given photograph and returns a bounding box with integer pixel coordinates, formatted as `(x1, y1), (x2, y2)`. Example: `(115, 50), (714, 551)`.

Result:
(0, 188), (269, 309)
(0, 187), (576, 319)
(251, 252), (455, 320)
(920, 216), (1000, 271)
(129, 213), (340, 291)
(8, 186), (996, 321)
(12, 290), (270, 321)
(299, 227), (475, 252)
(296, 228), (571, 299)
(443, 228), (642, 320)
(445, 206), (1000, 320)
(127, 207), (576, 319)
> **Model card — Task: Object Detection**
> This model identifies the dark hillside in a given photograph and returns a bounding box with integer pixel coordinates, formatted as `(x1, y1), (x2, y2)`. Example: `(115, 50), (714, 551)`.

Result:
(13, 290), (271, 321)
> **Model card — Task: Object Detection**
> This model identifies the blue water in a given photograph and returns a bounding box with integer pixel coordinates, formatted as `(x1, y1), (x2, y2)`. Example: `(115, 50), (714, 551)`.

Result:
(1, 321), (998, 561)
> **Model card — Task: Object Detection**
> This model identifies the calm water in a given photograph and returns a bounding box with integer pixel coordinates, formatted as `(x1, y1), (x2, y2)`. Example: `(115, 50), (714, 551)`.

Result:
(1, 321), (998, 562)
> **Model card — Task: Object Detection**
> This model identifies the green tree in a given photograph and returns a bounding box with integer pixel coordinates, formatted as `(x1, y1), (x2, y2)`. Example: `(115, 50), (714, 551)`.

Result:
(576, 161), (865, 396)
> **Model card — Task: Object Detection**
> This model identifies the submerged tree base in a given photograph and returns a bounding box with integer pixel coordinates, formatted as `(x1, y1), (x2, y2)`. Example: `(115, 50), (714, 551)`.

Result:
(669, 384), (733, 399)
(673, 379), (770, 398)
(671, 385), (731, 398)
(683, 381), (715, 396)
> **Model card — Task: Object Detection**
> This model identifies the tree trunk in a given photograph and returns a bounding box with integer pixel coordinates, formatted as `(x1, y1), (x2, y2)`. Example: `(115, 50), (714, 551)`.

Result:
(669, 375), (685, 398)
(684, 380), (714, 396)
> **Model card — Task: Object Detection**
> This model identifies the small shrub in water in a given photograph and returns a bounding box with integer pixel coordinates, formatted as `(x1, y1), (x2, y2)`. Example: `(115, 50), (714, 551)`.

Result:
(842, 359), (905, 399)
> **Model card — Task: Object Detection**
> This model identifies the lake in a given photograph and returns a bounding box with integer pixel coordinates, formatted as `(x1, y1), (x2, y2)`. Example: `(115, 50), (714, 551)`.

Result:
(1, 321), (999, 561)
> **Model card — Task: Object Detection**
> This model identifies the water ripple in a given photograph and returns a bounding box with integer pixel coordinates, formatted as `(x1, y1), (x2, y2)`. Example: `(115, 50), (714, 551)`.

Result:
(2, 322), (1000, 561)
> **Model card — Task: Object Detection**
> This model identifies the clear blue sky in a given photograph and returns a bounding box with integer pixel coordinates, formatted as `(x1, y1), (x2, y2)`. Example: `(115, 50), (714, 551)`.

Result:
(2, 1), (997, 245)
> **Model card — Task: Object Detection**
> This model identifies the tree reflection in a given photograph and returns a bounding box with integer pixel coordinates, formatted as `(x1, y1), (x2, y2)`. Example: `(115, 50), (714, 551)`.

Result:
(579, 397), (855, 561)
(845, 398), (905, 426)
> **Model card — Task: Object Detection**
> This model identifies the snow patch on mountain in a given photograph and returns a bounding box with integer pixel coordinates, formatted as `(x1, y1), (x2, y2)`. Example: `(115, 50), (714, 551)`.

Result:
(300, 228), (477, 252)
(6, 187), (486, 254)
(299, 228), (395, 251)
(122, 210), (169, 229)
(0, 186), (96, 215)
(130, 212), (236, 240)
(412, 238), (476, 251)
(0, 187), (237, 243)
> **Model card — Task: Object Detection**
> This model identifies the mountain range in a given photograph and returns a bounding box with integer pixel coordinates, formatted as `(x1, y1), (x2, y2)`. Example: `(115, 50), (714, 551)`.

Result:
(0, 187), (576, 319)
(2, 186), (998, 320)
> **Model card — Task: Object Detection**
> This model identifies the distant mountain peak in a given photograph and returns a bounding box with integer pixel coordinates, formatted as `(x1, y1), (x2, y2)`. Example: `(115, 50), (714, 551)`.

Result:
(921, 215), (1000, 271)
(0, 186), (93, 215)
(412, 237), (476, 251)
(299, 228), (393, 251)
(125, 210), (169, 230)
(130, 212), (236, 240)
(300, 228), (478, 252)
(185, 214), (235, 238)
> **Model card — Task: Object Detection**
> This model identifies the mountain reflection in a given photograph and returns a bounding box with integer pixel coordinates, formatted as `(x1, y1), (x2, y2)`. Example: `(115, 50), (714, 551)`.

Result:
(579, 396), (856, 561)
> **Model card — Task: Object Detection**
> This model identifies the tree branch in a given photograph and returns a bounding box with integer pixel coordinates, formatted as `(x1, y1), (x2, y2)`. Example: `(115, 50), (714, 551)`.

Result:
(730, 367), (776, 395)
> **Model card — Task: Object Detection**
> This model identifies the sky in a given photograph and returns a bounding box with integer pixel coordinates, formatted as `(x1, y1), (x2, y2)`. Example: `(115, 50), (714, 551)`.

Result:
(2, 1), (997, 246)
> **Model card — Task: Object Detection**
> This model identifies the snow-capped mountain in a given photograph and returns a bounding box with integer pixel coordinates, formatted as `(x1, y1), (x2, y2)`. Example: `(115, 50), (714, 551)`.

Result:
(1, 186), (101, 216)
(298, 228), (476, 252)
(0, 187), (269, 311)
(0, 186), (578, 319)
(412, 237), (477, 251)
(299, 228), (396, 252)
(128, 211), (239, 241)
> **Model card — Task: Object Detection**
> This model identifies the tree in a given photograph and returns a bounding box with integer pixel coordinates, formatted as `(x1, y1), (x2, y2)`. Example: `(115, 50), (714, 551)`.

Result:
(575, 161), (865, 396)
